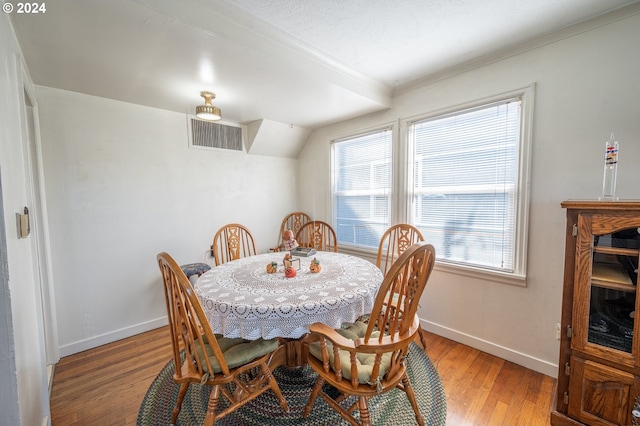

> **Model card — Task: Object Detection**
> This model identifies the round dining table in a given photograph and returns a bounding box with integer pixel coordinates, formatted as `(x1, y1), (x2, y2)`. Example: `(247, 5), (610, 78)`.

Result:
(194, 251), (383, 341)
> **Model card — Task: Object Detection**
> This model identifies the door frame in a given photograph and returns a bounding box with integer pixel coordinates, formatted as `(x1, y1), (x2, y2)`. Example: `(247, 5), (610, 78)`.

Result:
(21, 71), (59, 372)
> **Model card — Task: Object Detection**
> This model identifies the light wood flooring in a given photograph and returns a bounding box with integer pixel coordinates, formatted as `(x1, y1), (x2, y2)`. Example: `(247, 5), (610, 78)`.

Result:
(50, 326), (555, 425)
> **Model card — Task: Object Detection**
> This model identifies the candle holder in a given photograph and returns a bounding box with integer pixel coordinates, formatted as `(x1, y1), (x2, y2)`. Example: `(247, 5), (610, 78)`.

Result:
(284, 255), (300, 271)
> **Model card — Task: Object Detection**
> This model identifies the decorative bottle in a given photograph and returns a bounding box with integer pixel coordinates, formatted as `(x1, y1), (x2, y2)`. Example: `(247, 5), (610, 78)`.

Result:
(601, 132), (619, 200)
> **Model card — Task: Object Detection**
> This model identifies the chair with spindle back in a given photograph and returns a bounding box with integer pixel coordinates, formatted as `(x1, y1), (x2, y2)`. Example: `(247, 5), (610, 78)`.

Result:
(376, 224), (428, 348)
(211, 223), (258, 266)
(157, 252), (289, 425)
(295, 220), (338, 253)
(302, 242), (436, 426)
(271, 212), (311, 252)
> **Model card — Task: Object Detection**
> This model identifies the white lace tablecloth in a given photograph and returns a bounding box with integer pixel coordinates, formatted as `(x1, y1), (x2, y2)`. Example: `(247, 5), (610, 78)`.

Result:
(194, 251), (383, 340)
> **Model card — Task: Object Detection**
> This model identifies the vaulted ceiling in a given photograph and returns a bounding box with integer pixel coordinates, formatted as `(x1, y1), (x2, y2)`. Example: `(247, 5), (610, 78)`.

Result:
(10, 0), (639, 153)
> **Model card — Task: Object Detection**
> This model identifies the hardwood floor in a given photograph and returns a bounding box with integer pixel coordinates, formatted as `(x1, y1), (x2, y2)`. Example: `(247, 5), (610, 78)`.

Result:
(50, 327), (173, 426)
(50, 327), (555, 425)
(424, 331), (555, 426)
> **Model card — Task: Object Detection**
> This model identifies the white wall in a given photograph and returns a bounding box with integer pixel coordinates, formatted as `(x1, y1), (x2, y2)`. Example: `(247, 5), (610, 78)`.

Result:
(0, 14), (50, 426)
(298, 10), (640, 376)
(35, 86), (299, 355)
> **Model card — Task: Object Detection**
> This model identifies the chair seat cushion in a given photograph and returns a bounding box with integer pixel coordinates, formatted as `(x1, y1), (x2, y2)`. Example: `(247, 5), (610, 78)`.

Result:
(180, 262), (211, 277)
(194, 337), (279, 374)
(308, 321), (392, 385)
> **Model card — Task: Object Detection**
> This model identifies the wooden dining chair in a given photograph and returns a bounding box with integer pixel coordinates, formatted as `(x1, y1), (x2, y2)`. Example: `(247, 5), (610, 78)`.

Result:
(376, 224), (428, 349)
(295, 220), (338, 252)
(270, 212), (311, 252)
(376, 224), (424, 276)
(211, 223), (258, 266)
(302, 242), (436, 426)
(157, 252), (289, 426)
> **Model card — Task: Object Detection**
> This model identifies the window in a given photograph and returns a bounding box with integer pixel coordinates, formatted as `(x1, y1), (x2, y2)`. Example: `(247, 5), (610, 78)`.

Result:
(410, 96), (524, 274)
(330, 86), (533, 281)
(332, 129), (392, 249)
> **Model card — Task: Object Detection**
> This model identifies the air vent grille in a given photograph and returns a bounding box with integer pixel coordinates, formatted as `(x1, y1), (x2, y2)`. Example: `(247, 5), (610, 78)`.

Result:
(190, 118), (243, 151)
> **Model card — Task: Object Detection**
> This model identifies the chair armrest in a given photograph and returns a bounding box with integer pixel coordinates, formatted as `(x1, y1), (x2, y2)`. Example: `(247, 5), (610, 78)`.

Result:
(308, 323), (356, 350)
(307, 319), (419, 388)
(309, 315), (421, 353)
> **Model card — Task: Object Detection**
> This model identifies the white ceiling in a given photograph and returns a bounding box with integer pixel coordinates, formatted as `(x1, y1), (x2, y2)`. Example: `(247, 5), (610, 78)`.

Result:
(10, 0), (639, 131)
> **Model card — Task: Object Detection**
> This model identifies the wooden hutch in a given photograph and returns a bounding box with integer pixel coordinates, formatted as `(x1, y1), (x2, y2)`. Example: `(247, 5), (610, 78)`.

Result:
(552, 201), (640, 426)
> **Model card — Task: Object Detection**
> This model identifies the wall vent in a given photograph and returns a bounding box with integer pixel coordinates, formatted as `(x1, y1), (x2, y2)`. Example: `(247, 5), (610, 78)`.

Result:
(188, 117), (243, 151)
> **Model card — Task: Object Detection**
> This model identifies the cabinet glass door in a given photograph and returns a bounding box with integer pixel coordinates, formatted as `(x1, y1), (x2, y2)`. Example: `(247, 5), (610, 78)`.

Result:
(588, 228), (639, 354)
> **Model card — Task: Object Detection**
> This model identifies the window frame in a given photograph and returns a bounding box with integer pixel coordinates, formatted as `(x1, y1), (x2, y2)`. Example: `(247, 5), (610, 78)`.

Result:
(329, 85), (534, 286)
(407, 85), (534, 285)
(330, 125), (396, 252)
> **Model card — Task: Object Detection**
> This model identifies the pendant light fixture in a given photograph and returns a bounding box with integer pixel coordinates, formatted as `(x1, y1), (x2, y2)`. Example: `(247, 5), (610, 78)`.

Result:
(195, 91), (221, 121)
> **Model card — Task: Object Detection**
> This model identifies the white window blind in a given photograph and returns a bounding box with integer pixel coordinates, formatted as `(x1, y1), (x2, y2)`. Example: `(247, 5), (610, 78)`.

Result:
(333, 129), (392, 249)
(411, 98), (521, 272)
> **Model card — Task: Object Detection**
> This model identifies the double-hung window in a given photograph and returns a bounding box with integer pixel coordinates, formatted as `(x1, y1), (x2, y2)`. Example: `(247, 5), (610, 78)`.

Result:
(332, 129), (392, 249)
(330, 86), (532, 281)
(410, 94), (528, 276)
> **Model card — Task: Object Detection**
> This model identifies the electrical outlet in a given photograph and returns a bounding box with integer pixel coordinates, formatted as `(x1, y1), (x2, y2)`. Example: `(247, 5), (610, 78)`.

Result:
(556, 323), (561, 340)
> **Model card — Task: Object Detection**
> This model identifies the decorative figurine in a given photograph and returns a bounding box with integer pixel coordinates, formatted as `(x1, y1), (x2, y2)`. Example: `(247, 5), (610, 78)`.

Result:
(285, 266), (297, 278)
(282, 229), (299, 251)
(309, 257), (321, 273)
(266, 261), (278, 274)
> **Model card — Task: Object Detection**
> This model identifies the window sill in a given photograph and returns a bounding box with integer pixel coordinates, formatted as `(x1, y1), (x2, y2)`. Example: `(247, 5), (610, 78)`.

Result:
(434, 261), (527, 287)
(338, 243), (527, 288)
(337, 244), (378, 265)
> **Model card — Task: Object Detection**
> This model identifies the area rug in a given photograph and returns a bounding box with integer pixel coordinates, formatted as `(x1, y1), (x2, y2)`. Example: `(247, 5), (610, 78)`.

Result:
(137, 343), (446, 425)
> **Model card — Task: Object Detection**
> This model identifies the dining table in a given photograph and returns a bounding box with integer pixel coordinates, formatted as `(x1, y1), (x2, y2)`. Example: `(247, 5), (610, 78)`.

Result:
(194, 250), (383, 366)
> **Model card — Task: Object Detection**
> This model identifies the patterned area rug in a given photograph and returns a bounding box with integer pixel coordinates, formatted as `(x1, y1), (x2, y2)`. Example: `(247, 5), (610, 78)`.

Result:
(137, 343), (446, 425)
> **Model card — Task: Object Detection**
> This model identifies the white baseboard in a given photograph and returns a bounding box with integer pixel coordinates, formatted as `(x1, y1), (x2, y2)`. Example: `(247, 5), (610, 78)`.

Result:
(58, 317), (168, 357)
(422, 319), (559, 378)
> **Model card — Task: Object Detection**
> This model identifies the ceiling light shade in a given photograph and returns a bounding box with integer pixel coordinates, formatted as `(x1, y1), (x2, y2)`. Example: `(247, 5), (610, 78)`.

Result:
(196, 91), (221, 121)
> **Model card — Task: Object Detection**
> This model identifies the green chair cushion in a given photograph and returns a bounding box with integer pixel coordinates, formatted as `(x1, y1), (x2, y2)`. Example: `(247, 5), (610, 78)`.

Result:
(336, 320), (368, 341)
(193, 336), (279, 374)
(309, 321), (392, 385)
